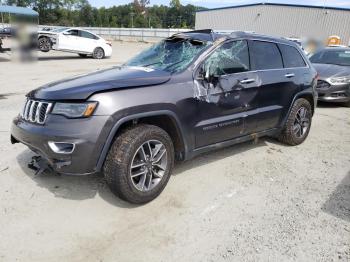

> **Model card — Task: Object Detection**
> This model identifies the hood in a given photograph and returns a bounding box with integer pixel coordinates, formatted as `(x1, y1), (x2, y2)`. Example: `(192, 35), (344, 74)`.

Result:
(38, 30), (58, 35)
(313, 63), (350, 79)
(29, 66), (172, 100)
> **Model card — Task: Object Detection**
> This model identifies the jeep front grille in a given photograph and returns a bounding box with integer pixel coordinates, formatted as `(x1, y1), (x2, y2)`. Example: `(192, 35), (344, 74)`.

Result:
(316, 80), (331, 90)
(21, 99), (52, 124)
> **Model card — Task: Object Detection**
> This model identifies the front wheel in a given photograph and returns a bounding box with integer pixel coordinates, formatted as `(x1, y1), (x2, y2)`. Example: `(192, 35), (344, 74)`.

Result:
(103, 125), (174, 204)
(38, 37), (51, 52)
(278, 98), (312, 146)
(92, 47), (105, 59)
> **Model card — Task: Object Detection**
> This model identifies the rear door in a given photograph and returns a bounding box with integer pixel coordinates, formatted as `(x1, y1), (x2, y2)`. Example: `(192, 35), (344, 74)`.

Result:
(77, 30), (99, 53)
(248, 40), (290, 131)
(58, 29), (79, 51)
(277, 43), (310, 118)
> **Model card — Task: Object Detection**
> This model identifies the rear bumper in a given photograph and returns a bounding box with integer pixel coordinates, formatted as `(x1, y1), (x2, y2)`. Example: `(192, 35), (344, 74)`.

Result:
(103, 45), (112, 57)
(11, 114), (110, 175)
(317, 83), (350, 103)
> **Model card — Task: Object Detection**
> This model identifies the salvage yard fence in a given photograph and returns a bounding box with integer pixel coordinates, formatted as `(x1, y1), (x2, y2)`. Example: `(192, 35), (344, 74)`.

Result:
(39, 26), (192, 42)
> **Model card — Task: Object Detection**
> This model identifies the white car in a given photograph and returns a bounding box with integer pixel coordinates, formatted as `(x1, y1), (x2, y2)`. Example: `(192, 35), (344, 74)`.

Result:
(38, 28), (112, 59)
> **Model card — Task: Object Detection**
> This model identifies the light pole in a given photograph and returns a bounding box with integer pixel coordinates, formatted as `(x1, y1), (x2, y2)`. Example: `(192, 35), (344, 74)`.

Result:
(130, 12), (135, 28)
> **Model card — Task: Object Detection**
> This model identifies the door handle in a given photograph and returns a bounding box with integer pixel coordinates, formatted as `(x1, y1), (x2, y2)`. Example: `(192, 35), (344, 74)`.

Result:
(285, 73), (295, 78)
(239, 78), (255, 84)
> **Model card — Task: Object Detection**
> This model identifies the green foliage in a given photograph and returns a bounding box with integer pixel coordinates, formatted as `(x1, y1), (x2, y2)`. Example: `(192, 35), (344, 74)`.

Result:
(3, 0), (207, 28)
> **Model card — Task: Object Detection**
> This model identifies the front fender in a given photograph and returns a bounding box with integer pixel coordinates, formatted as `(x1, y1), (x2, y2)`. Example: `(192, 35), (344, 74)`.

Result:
(95, 109), (187, 172)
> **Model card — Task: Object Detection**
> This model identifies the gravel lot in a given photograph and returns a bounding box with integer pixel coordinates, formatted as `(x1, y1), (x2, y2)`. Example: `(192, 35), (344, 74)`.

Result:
(0, 41), (349, 262)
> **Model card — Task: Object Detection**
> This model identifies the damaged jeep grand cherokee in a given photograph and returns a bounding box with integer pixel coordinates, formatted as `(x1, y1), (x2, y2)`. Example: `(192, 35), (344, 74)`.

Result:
(11, 30), (317, 204)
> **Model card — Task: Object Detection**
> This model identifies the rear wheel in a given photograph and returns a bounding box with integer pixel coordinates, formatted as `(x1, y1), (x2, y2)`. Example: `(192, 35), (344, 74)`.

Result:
(103, 125), (174, 204)
(278, 98), (312, 146)
(38, 37), (51, 52)
(92, 47), (104, 59)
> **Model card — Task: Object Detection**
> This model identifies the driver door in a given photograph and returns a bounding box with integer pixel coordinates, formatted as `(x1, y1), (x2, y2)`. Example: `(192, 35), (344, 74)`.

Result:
(193, 40), (260, 148)
(58, 29), (79, 51)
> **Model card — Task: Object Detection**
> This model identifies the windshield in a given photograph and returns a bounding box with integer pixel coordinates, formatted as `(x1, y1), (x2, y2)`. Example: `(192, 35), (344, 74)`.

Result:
(51, 28), (68, 33)
(125, 37), (211, 73)
(310, 49), (350, 66)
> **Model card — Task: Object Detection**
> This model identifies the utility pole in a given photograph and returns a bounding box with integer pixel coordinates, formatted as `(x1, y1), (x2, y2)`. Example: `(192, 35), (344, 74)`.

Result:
(130, 12), (135, 28)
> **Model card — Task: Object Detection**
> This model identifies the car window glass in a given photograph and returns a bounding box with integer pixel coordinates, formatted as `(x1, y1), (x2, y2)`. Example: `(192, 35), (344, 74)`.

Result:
(204, 40), (250, 76)
(279, 44), (306, 68)
(250, 41), (283, 70)
(80, 30), (98, 40)
(66, 30), (78, 36)
(310, 50), (350, 66)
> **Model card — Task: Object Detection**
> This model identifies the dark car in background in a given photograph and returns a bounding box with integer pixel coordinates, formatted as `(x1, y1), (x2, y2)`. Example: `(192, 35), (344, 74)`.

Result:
(11, 30), (317, 204)
(310, 47), (350, 106)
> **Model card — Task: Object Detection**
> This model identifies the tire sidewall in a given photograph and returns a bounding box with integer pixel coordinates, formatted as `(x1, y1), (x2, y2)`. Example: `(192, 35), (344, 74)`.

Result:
(287, 99), (312, 145)
(93, 47), (104, 59)
(125, 130), (173, 201)
(38, 37), (51, 52)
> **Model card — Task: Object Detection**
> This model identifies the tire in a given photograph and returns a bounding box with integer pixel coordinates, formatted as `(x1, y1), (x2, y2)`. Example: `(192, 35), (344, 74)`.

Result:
(103, 124), (174, 204)
(78, 54), (88, 58)
(92, 47), (105, 59)
(38, 37), (51, 52)
(278, 98), (312, 146)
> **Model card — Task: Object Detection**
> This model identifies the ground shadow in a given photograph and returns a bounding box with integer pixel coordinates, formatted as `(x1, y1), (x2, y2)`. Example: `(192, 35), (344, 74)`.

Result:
(16, 150), (136, 208)
(317, 101), (348, 108)
(17, 137), (275, 207)
(322, 172), (350, 222)
(0, 56), (11, 62)
(38, 55), (88, 61)
(173, 138), (270, 175)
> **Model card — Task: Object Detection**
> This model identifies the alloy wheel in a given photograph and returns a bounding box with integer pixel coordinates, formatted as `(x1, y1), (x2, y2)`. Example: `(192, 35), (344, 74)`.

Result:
(130, 140), (167, 192)
(293, 107), (310, 138)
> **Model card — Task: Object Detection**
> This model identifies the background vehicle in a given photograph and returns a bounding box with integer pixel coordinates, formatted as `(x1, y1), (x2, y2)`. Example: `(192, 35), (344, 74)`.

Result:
(38, 27), (112, 59)
(11, 31), (317, 204)
(310, 47), (350, 106)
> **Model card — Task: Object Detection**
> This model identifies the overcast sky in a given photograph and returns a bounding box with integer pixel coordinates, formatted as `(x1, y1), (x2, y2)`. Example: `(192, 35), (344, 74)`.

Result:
(89, 0), (350, 9)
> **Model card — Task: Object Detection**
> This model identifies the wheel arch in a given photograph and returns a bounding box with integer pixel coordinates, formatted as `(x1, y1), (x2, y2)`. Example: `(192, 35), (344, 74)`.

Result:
(96, 110), (187, 172)
(282, 90), (315, 127)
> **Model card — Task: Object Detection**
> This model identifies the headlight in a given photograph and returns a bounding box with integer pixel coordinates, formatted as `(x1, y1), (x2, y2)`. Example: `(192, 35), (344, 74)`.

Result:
(329, 76), (350, 85)
(51, 102), (97, 118)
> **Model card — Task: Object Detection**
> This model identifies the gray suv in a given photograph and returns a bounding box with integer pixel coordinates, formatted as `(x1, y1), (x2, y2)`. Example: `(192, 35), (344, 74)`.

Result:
(11, 30), (317, 203)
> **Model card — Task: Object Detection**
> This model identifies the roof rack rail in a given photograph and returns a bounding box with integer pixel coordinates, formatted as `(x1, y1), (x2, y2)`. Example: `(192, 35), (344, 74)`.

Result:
(173, 29), (215, 41)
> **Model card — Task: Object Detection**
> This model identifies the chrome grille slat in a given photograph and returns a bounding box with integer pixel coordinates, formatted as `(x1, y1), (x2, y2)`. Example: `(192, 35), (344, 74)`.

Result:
(35, 102), (43, 122)
(21, 99), (52, 125)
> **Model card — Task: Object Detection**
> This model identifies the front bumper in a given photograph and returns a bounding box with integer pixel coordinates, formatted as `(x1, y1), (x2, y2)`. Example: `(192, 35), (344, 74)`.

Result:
(11, 114), (110, 175)
(317, 82), (350, 103)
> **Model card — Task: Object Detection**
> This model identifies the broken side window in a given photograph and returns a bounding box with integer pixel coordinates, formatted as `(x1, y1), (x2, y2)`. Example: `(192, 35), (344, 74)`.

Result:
(194, 40), (250, 102)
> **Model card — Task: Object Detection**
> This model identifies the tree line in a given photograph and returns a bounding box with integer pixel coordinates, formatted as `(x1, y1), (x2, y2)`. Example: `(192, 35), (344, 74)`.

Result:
(2, 0), (207, 28)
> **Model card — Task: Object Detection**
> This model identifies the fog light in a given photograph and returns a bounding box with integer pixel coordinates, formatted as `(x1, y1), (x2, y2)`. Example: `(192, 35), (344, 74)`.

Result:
(48, 142), (75, 154)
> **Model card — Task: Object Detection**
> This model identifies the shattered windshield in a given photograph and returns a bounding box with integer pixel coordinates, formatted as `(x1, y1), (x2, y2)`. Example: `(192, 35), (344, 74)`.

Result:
(125, 36), (211, 73)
